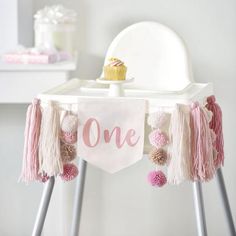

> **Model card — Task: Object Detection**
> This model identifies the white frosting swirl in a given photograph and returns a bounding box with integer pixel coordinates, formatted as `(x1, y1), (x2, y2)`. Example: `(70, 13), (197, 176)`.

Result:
(108, 58), (124, 67)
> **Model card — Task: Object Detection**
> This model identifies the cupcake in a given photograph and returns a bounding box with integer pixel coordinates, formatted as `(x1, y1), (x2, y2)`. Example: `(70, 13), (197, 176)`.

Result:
(104, 58), (127, 80)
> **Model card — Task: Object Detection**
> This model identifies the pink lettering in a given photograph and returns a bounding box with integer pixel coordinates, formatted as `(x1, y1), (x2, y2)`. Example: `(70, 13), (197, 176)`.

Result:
(83, 118), (100, 147)
(83, 118), (140, 149)
(125, 129), (140, 146)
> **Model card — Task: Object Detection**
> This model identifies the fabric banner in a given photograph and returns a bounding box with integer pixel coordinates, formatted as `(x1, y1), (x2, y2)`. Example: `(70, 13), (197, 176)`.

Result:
(77, 98), (146, 173)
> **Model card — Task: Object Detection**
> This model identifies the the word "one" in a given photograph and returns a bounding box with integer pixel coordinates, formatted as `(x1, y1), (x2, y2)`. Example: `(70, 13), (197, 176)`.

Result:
(82, 118), (140, 149)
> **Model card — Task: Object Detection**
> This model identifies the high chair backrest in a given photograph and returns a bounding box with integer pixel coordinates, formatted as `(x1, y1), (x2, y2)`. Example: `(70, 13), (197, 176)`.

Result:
(102, 21), (194, 92)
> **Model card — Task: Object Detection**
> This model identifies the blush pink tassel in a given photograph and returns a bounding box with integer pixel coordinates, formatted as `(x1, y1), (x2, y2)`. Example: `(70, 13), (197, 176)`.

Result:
(19, 99), (42, 183)
(205, 95), (224, 169)
(190, 102), (215, 181)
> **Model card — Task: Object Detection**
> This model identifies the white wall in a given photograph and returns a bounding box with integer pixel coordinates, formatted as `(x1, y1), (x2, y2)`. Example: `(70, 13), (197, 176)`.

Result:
(0, 105), (43, 236)
(0, 0), (235, 235)
(0, 0), (33, 53)
(0, 1), (18, 53)
(18, 0), (34, 47)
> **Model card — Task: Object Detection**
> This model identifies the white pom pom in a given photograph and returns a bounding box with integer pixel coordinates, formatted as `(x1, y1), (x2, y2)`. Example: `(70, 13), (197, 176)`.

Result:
(147, 111), (170, 129)
(61, 114), (78, 133)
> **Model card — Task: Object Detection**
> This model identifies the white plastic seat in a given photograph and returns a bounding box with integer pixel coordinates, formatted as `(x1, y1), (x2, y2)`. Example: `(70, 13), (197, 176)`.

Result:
(102, 21), (193, 92)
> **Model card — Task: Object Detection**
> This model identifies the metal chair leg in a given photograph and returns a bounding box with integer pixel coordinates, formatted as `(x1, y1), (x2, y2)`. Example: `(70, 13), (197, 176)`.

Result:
(193, 181), (208, 236)
(32, 177), (55, 236)
(216, 168), (236, 236)
(70, 159), (87, 236)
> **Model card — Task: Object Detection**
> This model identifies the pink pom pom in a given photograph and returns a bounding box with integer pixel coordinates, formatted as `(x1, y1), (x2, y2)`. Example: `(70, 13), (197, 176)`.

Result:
(38, 173), (49, 183)
(147, 170), (167, 187)
(149, 129), (169, 148)
(60, 163), (79, 181)
(61, 131), (77, 144)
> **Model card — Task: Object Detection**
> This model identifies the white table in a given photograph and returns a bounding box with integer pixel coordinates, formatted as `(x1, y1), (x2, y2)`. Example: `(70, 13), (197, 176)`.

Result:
(0, 60), (76, 103)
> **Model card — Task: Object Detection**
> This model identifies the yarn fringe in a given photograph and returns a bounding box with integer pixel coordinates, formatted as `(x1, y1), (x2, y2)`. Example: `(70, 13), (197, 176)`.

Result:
(205, 95), (224, 169)
(19, 99), (42, 183)
(167, 104), (191, 184)
(190, 102), (215, 181)
(39, 101), (63, 176)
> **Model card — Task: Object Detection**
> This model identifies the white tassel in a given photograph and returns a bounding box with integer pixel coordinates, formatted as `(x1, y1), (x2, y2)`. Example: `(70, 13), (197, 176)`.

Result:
(167, 104), (191, 185)
(38, 101), (63, 176)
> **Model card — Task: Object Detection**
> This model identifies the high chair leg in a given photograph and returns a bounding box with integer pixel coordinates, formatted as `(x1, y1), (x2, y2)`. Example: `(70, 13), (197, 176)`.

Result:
(32, 177), (55, 236)
(193, 181), (208, 236)
(216, 168), (236, 236)
(70, 159), (87, 236)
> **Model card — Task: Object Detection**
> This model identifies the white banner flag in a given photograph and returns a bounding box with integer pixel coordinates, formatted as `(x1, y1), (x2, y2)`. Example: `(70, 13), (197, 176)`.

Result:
(77, 98), (146, 173)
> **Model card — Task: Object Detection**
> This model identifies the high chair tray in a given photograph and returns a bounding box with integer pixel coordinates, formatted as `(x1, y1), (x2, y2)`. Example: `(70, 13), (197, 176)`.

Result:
(38, 78), (213, 108)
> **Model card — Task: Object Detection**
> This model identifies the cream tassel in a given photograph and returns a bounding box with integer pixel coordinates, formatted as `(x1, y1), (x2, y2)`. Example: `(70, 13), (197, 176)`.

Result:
(38, 101), (63, 176)
(167, 104), (191, 185)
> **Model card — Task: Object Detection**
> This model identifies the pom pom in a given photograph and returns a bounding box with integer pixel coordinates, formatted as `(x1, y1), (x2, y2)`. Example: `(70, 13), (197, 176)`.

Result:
(60, 131), (77, 144)
(147, 111), (170, 129)
(38, 173), (49, 183)
(60, 163), (78, 181)
(147, 170), (167, 187)
(60, 143), (77, 163)
(149, 148), (168, 165)
(149, 129), (169, 148)
(61, 114), (78, 133)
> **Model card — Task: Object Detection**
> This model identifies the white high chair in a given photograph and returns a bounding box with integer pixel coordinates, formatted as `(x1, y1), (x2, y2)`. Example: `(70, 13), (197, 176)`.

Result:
(33, 22), (235, 236)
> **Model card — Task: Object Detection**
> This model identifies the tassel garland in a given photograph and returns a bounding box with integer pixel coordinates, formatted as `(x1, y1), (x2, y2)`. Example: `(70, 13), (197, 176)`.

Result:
(19, 95), (223, 186)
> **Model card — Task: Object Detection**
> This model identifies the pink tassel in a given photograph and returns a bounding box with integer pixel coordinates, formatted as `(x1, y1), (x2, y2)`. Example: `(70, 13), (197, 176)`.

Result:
(205, 95), (224, 169)
(190, 102), (215, 181)
(19, 99), (42, 183)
